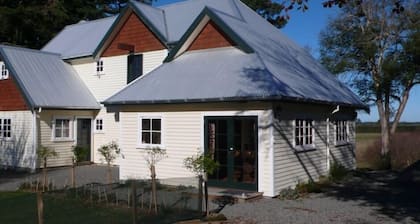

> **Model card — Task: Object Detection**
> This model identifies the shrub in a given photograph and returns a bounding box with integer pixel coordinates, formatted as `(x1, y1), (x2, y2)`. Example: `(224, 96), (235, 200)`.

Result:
(329, 163), (349, 182)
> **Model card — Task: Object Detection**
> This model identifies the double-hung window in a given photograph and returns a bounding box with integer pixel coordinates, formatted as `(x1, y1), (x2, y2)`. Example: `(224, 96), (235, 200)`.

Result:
(96, 59), (104, 75)
(0, 118), (12, 139)
(54, 118), (71, 140)
(335, 120), (348, 145)
(1, 61), (9, 80)
(95, 118), (103, 132)
(139, 116), (162, 146)
(294, 119), (314, 150)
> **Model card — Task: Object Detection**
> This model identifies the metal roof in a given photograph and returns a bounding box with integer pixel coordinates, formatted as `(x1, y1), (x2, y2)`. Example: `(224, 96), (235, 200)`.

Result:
(42, 16), (117, 59)
(0, 45), (100, 109)
(103, 0), (366, 109)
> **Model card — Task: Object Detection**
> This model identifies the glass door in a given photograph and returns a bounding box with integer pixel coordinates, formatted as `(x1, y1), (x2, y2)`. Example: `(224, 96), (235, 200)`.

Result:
(205, 116), (258, 191)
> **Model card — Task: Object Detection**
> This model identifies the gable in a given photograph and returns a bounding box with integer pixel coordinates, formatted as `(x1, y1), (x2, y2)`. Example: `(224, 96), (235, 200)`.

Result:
(102, 12), (165, 57)
(0, 74), (28, 111)
(187, 20), (235, 51)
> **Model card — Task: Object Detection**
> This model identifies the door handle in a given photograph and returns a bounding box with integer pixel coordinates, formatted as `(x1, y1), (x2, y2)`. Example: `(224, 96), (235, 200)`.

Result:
(229, 147), (234, 151)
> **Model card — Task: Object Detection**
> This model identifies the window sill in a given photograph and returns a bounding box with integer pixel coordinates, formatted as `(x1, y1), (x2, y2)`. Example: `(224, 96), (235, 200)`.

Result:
(0, 138), (13, 142)
(294, 145), (316, 153)
(94, 131), (105, 134)
(52, 138), (74, 143)
(136, 144), (166, 150)
(95, 73), (105, 76)
(335, 141), (351, 147)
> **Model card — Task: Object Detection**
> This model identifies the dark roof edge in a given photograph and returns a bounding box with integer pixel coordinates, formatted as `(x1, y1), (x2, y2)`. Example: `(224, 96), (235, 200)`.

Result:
(33, 105), (101, 110)
(102, 96), (369, 111)
(163, 6), (254, 62)
(0, 47), (35, 109)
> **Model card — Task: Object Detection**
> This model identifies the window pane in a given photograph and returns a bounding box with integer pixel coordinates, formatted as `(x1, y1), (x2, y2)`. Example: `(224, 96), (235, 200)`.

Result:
(142, 132), (150, 144)
(142, 119), (150, 130)
(152, 119), (161, 131)
(63, 127), (70, 137)
(152, 132), (161, 144)
(55, 127), (62, 138)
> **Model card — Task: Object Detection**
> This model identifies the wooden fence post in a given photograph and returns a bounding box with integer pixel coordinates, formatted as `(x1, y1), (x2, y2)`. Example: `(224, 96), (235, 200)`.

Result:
(132, 181), (137, 224)
(37, 192), (44, 224)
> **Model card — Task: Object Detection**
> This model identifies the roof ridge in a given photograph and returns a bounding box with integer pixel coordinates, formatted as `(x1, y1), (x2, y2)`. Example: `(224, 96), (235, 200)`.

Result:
(63, 16), (117, 29)
(0, 44), (61, 57)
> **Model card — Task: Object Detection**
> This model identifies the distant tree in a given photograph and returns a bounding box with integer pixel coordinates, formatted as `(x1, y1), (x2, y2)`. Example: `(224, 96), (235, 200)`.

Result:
(319, 0), (419, 159)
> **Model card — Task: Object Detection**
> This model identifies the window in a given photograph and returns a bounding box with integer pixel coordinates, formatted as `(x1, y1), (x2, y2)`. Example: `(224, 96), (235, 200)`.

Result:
(140, 117), (162, 146)
(294, 119), (314, 149)
(0, 118), (11, 139)
(127, 54), (143, 84)
(1, 61), (9, 80)
(335, 120), (348, 144)
(54, 118), (71, 140)
(96, 59), (104, 74)
(95, 119), (103, 132)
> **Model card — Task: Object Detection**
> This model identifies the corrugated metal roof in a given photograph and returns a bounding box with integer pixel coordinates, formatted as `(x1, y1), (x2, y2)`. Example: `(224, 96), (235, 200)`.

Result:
(42, 16), (117, 59)
(103, 0), (366, 109)
(0, 45), (100, 109)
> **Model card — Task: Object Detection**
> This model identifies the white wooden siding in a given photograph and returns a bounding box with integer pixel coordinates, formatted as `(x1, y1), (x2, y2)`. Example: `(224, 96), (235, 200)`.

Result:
(0, 110), (35, 169)
(272, 103), (356, 195)
(71, 49), (168, 102)
(92, 106), (120, 164)
(38, 110), (94, 167)
(329, 120), (356, 170)
(116, 103), (274, 195)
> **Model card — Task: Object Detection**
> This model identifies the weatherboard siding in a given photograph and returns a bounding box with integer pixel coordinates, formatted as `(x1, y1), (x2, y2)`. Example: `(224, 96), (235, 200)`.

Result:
(38, 110), (94, 167)
(92, 107), (120, 164)
(329, 120), (356, 170)
(272, 119), (328, 194)
(102, 11), (165, 57)
(117, 103), (274, 196)
(0, 110), (34, 169)
(0, 76), (28, 111)
(188, 20), (235, 51)
(71, 50), (167, 102)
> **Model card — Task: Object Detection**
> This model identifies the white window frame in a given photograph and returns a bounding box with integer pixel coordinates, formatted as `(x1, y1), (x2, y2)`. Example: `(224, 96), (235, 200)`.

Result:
(0, 118), (12, 140)
(94, 118), (104, 133)
(52, 117), (73, 141)
(334, 120), (349, 146)
(0, 61), (9, 80)
(96, 59), (104, 75)
(137, 114), (164, 148)
(293, 119), (315, 151)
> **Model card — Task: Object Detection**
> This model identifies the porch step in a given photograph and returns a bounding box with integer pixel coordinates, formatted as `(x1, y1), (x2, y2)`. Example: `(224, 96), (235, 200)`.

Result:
(208, 188), (263, 203)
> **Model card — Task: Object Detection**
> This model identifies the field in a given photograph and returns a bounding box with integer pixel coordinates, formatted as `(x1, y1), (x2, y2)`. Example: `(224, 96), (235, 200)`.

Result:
(356, 122), (420, 169)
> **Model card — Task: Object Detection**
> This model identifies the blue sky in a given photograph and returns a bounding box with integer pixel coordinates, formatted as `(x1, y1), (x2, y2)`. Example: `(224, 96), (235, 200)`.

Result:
(154, 0), (420, 122)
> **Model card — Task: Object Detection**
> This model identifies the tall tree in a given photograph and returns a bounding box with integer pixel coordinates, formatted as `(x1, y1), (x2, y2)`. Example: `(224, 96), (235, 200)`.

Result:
(319, 0), (419, 158)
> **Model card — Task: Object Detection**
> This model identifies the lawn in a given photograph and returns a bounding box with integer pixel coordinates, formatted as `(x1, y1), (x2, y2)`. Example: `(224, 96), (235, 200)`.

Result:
(0, 191), (198, 224)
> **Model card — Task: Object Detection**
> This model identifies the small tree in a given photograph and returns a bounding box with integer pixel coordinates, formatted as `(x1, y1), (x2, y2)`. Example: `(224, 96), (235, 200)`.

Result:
(37, 145), (57, 192)
(143, 147), (167, 214)
(98, 141), (120, 184)
(184, 151), (219, 216)
(71, 145), (89, 188)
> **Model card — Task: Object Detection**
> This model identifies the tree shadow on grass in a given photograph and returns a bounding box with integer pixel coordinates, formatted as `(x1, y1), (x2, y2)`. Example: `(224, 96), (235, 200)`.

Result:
(324, 170), (420, 223)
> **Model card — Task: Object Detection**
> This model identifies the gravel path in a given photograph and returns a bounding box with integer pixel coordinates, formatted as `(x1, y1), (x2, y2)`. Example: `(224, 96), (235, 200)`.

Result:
(222, 195), (402, 224)
(0, 165), (118, 191)
(222, 171), (419, 224)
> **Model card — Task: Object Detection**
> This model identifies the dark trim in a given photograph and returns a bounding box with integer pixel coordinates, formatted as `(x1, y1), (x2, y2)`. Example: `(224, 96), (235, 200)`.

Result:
(204, 116), (258, 191)
(102, 95), (368, 111)
(163, 7), (254, 63)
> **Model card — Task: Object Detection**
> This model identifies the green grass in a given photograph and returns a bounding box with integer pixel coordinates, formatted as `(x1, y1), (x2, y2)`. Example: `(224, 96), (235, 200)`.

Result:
(0, 192), (199, 224)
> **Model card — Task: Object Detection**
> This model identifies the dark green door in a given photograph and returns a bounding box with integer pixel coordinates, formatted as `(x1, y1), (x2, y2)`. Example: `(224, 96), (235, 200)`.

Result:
(204, 116), (258, 191)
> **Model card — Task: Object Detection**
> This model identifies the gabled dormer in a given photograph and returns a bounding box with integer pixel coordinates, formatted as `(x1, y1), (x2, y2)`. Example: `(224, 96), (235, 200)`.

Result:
(164, 7), (254, 62)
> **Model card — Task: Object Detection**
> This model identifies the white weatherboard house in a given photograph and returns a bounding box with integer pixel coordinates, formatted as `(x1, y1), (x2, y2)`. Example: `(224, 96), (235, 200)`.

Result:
(0, 0), (366, 196)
